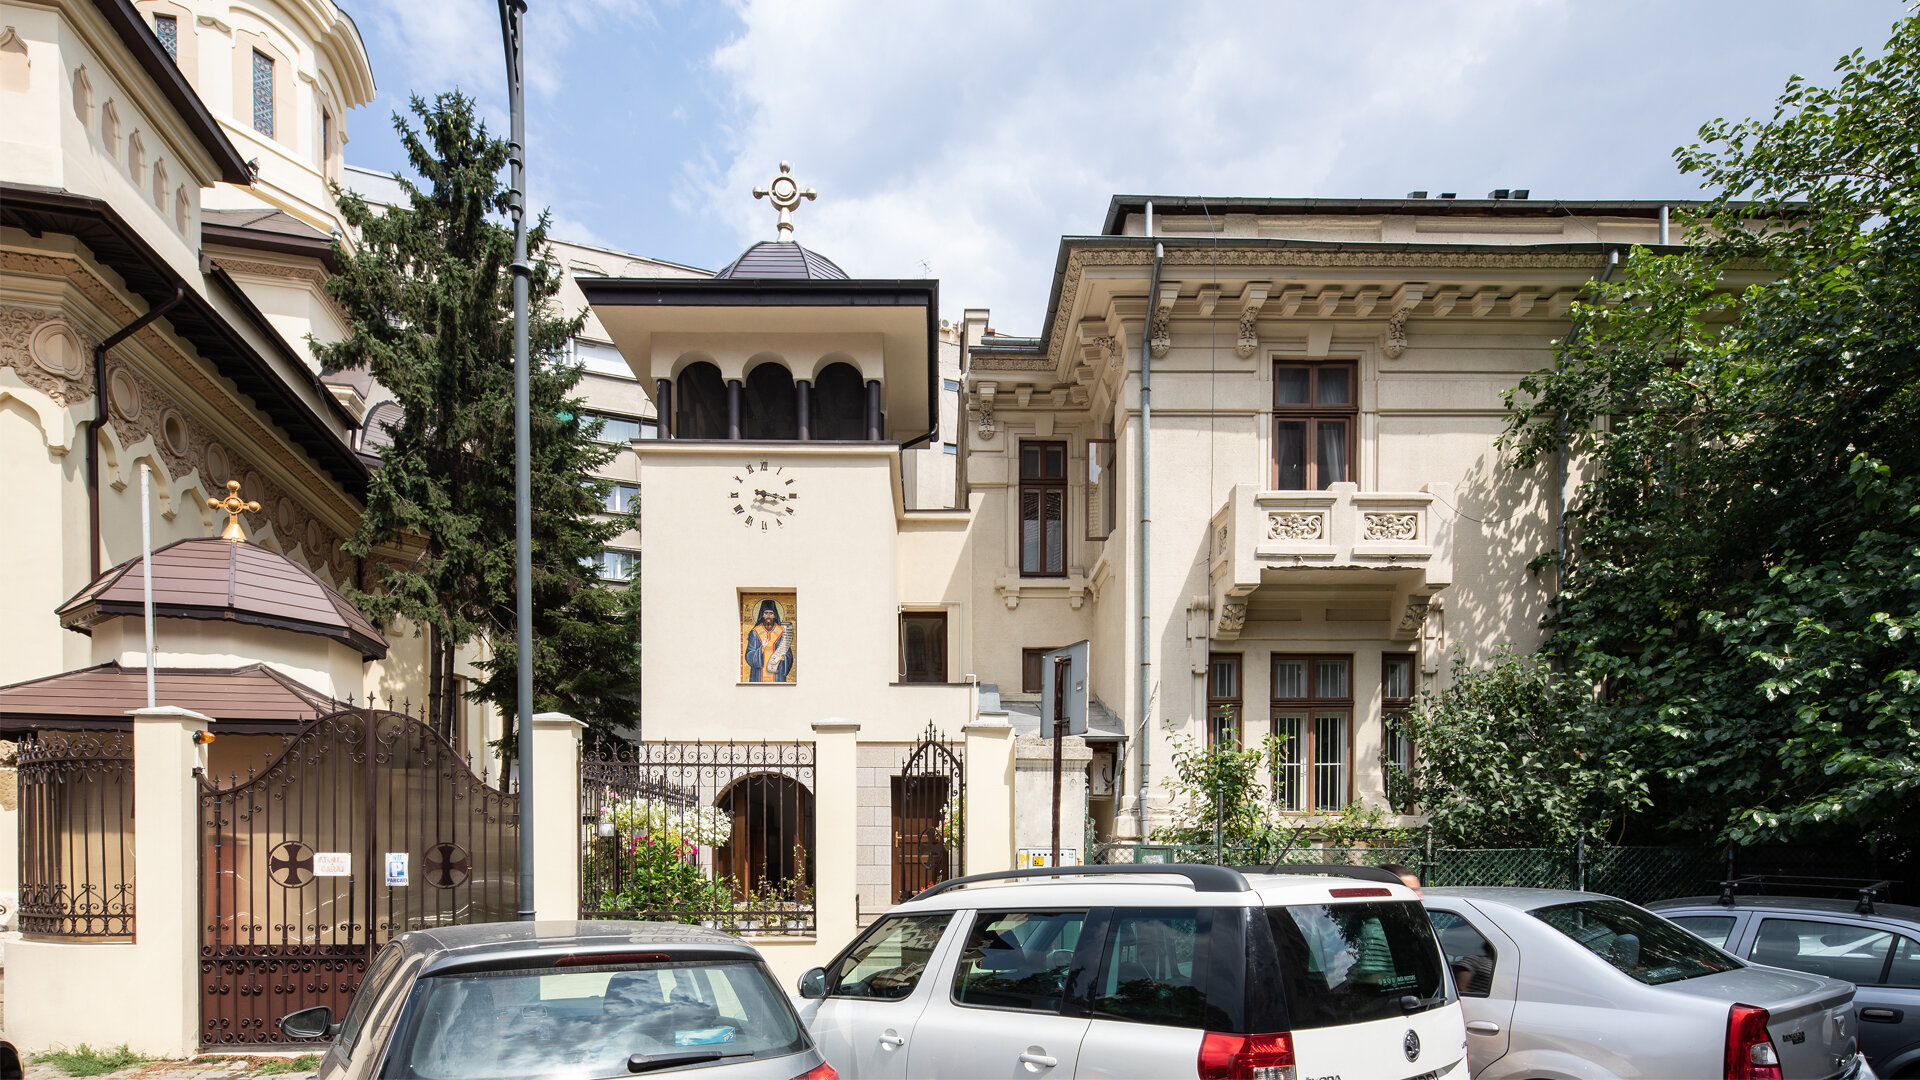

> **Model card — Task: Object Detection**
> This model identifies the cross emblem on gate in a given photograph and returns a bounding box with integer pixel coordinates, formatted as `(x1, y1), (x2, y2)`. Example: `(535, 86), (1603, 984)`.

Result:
(424, 842), (470, 889)
(267, 840), (315, 888)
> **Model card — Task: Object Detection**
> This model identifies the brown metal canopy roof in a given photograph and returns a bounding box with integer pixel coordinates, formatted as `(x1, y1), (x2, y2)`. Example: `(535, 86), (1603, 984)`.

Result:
(0, 662), (340, 732)
(57, 538), (387, 659)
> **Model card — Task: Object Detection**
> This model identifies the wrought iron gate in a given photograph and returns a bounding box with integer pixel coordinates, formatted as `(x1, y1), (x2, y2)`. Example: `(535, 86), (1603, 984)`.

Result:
(891, 724), (964, 902)
(198, 706), (518, 1047)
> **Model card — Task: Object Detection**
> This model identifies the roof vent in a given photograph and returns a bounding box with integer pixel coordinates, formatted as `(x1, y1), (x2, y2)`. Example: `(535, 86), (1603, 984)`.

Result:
(1513, 189), (1530, 200)
(1438, 192), (1457, 200)
(1489, 189), (1511, 200)
(1406, 190), (1428, 199)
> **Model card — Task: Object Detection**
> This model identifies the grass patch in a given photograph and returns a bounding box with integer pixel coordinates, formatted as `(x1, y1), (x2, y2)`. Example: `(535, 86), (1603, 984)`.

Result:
(256, 1055), (322, 1074)
(31, 1044), (155, 1077)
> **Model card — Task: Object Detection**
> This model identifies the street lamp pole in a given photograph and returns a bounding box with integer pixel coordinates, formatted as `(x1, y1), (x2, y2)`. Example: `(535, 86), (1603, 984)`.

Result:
(498, 0), (535, 921)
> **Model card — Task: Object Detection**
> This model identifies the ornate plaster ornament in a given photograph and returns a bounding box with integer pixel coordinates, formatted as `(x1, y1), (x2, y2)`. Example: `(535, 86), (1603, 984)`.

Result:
(1267, 512), (1324, 541)
(1382, 284), (1425, 360)
(973, 384), (997, 439)
(209, 479), (262, 542)
(1363, 512), (1420, 541)
(1237, 284), (1268, 358)
(1149, 283), (1177, 359)
(1399, 595), (1433, 634)
(752, 161), (817, 242)
(1218, 601), (1248, 634)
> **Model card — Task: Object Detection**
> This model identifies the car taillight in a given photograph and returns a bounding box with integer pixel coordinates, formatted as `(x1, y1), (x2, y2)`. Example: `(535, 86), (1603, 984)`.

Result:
(788, 1062), (837, 1080)
(1199, 1031), (1294, 1080)
(1726, 1003), (1783, 1080)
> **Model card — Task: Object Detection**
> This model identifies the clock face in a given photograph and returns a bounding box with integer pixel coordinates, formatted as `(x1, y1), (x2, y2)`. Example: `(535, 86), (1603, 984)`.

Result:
(728, 459), (799, 532)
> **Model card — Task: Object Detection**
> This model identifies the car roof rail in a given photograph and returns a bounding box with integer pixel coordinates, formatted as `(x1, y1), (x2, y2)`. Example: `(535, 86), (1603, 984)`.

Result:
(1715, 874), (1897, 915)
(1238, 863), (1408, 888)
(909, 864), (1251, 901)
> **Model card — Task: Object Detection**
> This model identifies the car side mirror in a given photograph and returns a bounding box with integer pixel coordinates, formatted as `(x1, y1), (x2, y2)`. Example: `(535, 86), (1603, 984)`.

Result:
(797, 967), (828, 999)
(279, 1005), (338, 1040)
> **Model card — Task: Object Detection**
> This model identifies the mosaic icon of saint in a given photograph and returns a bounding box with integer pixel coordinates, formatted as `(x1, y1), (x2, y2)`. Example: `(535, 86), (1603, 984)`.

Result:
(744, 599), (794, 682)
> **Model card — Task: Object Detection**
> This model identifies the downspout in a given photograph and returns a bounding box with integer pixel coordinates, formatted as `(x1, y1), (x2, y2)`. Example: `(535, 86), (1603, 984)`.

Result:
(90, 284), (185, 578)
(1555, 247), (1621, 601)
(1136, 203), (1163, 837)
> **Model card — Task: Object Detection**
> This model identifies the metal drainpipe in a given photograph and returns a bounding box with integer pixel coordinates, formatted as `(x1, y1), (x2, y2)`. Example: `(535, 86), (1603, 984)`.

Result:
(89, 284), (185, 579)
(1136, 203), (1163, 838)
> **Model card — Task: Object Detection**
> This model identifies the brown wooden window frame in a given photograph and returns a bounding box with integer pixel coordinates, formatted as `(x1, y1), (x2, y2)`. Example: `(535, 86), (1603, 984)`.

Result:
(1021, 647), (1060, 695)
(899, 611), (949, 684)
(1019, 441), (1068, 577)
(1269, 653), (1355, 812)
(1272, 361), (1357, 491)
(1207, 653), (1242, 748)
(1085, 438), (1116, 542)
(1382, 654), (1415, 812)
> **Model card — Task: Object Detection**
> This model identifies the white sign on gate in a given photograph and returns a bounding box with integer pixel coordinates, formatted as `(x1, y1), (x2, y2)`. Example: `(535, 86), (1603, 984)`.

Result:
(314, 852), (351, 876)
(385, 852), (409, 886)
(1017, 847), (1079, 868)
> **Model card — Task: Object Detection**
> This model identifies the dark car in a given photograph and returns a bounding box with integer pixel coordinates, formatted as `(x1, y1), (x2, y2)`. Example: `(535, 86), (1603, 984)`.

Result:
(1651, 890), (1920, 1078)
(279, 920), (835, 1080)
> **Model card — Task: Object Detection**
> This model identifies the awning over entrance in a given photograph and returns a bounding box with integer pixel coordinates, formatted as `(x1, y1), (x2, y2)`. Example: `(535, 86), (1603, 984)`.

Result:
(0, 662), (340, 733)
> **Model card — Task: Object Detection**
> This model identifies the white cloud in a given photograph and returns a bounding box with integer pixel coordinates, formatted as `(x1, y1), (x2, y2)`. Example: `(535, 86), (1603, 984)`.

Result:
(687, 0), (1892, 332)
(349, 0), (652, 103)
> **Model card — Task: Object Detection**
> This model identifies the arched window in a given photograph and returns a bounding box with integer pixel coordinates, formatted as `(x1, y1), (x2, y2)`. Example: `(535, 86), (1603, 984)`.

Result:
(742, 362), (797, 440)
(71, 67), (92, 125)
(100, 101), (120, 161)
(151, 159), (167, 207)
(674, 361), (727, 440)
(813, 362), (865, 440)
(127, 131), (145, 183)
(714, 775), (814, 901)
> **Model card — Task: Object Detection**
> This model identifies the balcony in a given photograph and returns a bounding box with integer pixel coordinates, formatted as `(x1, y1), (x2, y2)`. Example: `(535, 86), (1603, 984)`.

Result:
(1209, 482), (1454, 642)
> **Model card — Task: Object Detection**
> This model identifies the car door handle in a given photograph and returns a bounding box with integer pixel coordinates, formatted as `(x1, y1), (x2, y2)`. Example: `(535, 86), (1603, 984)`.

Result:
(1466, 1020), (1502, 1036)
(878, 1033), (906, 1047)
(1018, 1051), (1059, 1068)
(1860, 1007), (1902, 1023)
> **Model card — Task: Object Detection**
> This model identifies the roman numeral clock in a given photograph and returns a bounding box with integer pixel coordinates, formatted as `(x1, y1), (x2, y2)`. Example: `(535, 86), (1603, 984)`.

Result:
(728, 460), (800, 531)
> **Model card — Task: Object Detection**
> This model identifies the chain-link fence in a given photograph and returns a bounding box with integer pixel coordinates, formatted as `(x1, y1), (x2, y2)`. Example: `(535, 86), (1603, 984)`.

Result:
(1087, 835), (1908, 906)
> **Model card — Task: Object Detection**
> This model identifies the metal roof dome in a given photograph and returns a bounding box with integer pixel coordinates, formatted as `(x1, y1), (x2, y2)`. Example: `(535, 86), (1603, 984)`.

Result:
(712, 240), (848, 281)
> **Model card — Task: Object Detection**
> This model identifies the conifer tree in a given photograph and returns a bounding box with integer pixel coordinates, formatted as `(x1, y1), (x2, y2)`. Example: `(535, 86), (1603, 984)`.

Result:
(316, 92), (641, 747)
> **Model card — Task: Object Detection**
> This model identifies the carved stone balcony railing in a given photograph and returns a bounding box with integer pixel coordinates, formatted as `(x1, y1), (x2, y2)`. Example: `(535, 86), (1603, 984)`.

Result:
(1209, 482), (1454, 641)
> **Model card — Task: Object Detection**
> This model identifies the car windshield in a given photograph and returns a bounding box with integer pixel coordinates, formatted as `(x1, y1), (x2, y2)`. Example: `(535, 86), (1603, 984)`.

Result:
(384, 959), (807, 1079)
(1532, 899), (1741, 985)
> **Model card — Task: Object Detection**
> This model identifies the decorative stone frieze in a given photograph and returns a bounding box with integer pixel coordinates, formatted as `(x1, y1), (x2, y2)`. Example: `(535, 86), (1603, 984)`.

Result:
(1218, 601), (1247, 634)
(1398, 596), (1433, 634)
(1267, 512), (1323, 541)
(1363, 512), (1419, 541)
(0, 306), (95, 408)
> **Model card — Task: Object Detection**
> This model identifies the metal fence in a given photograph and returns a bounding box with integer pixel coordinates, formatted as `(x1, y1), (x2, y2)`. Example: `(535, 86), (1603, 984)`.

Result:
(17, 729), (135, 938)
(1090, 836), (1907, 906)
(581, 740), (816, 935)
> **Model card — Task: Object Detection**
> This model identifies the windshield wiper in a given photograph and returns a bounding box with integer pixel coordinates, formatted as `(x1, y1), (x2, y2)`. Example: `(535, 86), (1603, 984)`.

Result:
(626, 1050), (752, 1074)
(1399, 993), (1446, 1012)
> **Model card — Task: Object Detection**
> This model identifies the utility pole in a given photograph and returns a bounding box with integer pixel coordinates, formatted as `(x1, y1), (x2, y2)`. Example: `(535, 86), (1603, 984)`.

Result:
(498, 0), (535, 921)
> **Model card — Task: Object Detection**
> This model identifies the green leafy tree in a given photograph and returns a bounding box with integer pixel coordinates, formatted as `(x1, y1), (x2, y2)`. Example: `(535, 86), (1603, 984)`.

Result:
(316, 92), (641, 744)
(1392, 650), (1648, 848)
(1501, 15), (1920, 846)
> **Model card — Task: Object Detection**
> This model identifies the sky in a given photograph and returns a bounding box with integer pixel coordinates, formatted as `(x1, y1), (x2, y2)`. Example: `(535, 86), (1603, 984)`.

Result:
(336, 0), (1905, 334)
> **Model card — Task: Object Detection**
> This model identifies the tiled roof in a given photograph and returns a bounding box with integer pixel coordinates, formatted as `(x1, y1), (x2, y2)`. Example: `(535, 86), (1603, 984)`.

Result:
(0, 662), (340, 732)
(712, 241), (848, 280)
(57, 537), (387, 659)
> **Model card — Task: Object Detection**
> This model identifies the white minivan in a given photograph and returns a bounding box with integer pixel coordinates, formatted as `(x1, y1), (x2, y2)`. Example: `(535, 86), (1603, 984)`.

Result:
(795, 864), (1467, 1080)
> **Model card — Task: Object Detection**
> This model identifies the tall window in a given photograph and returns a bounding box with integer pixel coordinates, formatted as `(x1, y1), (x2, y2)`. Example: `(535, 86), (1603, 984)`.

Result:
(602, 483), (639, 515)
(153, 13), (178, 59)
(1271, 655), (1352, 811)
(250, 50), (274, 136)
(899, 612), (947, 684)
(584, 411), (645, 444)
(1273, 361), (1355, 490)
(1021, 647), (1060, 694)
(595, 549), (637, 582)
(1086, 438), (1116, 541)
(1382, 655), (1415, 811)
(1019, 441), (1067, 576)
(1207, 654), (1241, 747)
(321, 110), (333, 170)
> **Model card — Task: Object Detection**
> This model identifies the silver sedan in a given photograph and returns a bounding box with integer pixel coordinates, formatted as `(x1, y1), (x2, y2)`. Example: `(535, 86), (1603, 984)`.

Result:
(1424, 888), (1870, 1080)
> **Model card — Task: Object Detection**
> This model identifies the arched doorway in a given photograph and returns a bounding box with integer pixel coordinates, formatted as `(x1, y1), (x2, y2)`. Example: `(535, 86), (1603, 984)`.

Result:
(714, 773), (814, 901)
(742, 362), (798, 440)
(675, 361), (727, 439)
(812, 362), (866, 441)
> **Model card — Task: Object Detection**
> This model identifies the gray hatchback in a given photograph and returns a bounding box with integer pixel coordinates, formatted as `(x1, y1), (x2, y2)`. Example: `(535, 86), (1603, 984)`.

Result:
(278, 921), (834, 1080)
(1651, 893), (1920, 1079)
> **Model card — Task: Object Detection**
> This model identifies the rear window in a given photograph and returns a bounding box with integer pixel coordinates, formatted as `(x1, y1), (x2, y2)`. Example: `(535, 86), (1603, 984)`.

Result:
(1532, 899), (1740, 985)
(1266, 901), (1447, 1029)
(386, 959), (807, 1079)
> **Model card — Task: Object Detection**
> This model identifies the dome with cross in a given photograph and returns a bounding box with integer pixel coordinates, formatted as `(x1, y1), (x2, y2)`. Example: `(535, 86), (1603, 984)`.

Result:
(712, 161), (848, 280)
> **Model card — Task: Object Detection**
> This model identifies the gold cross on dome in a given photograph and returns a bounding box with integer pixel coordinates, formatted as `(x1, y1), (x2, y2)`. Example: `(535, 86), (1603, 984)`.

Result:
(752, 161), (816, 242)
(208, 479), (261, 542)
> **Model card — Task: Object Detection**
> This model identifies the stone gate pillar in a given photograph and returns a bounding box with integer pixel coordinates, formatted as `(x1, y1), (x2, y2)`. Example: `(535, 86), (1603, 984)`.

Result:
(531, 712), (584, 921)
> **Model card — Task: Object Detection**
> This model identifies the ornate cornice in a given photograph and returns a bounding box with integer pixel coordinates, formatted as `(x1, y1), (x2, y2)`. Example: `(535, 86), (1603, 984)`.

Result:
(212, 256), (352, 330)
